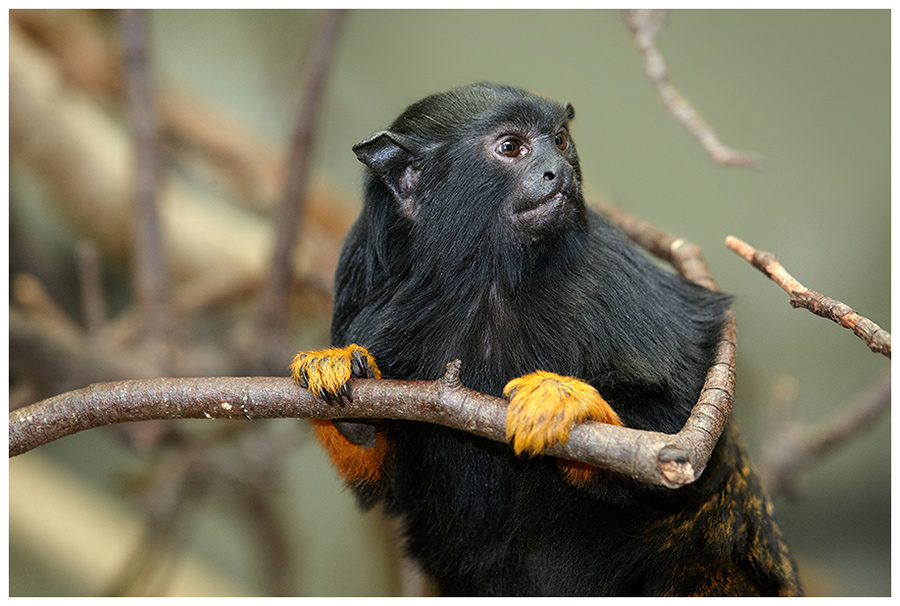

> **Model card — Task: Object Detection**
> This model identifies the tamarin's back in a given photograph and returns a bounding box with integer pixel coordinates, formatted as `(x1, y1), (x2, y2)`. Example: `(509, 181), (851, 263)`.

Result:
(293, 83), (802, 596)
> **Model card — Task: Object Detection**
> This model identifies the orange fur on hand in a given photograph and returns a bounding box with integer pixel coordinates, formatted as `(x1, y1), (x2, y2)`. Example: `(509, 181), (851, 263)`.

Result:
(504, 370), (622, 455)
(290, 343), (381, 400)
(504, 370), (623, 484)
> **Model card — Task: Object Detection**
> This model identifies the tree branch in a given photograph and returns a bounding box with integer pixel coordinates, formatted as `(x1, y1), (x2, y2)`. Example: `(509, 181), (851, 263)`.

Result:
(9, 329), (735, 490)
(593, 199), (719, 291)
(621, 9), (764, 169)
(76, 239), (108, 339)
(726, 235), (891, 358)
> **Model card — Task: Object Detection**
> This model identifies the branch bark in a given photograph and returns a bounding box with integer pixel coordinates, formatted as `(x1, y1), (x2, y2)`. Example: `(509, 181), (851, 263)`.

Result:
(9, 195), (737, 489)
(726, 235), (891, 358)
(593, 199), (719, 291)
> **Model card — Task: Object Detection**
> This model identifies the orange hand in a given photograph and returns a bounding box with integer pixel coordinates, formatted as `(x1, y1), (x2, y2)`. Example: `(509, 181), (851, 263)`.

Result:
(290, 344), (381, 403)
(503, 370), (622, 457)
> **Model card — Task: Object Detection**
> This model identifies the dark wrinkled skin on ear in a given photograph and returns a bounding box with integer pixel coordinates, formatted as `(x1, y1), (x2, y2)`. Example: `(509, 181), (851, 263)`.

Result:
(318, 83), (801, 596)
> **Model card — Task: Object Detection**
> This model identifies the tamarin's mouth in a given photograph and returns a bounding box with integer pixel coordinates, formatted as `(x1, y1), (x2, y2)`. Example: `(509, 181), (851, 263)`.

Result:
(515, 191), (567, 222)
(509, 189), (578, 236)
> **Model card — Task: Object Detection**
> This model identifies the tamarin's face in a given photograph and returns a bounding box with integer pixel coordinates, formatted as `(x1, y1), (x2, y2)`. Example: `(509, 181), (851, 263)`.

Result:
(354, 84), (587, 255)
(482, 113), (582, 238)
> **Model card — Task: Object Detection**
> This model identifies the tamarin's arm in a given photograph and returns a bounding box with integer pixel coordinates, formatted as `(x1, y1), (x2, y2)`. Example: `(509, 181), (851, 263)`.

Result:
(292, 346), (624, 486)
(291, 345), (390, 488)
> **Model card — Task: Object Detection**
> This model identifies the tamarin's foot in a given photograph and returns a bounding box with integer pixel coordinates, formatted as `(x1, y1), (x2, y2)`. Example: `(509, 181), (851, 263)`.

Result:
(503, 370), (623, 456)
(291, 344), (382, 448)
(290, 344), (381, 403)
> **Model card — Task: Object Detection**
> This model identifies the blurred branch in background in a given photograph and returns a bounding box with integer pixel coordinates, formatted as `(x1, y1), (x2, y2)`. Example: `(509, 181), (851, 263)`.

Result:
(759, 373), (890, 498)
(9, 8), (351, 595)
(258, 9), (347, 374)
(121, 9), (173, 363)
(622, 9), (765, 169)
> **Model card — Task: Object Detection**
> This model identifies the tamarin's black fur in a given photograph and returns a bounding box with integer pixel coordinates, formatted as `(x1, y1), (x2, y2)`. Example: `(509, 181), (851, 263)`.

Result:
(292, 83), (802, 596)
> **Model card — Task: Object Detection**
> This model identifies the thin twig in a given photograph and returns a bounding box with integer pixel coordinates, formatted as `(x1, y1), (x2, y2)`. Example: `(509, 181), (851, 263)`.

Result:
(121, 9), (171, 347)
(257, 9), (346, 370)
(621, 9), (764, 169)
(726, 235), (891, 358)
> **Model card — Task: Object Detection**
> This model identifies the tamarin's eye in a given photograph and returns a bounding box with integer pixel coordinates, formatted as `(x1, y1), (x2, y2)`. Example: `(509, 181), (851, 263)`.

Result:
(496, 138), (525, 158)
(554, 131), (569, 150)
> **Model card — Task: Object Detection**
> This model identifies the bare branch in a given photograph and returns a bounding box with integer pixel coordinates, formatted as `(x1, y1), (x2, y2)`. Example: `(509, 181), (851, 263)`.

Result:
(121, 9), (171, 347)
(9, 306), (159, 399)
(9, 340), (734, 490)
(621, 9), (764, 169)
(257, 9), (346, 369)
(726, 235), (891, 358)
(12, 273), (81, 332)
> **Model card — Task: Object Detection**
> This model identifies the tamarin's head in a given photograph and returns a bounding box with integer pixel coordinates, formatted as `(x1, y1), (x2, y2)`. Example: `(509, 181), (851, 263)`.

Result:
(353, 84), (586, 265)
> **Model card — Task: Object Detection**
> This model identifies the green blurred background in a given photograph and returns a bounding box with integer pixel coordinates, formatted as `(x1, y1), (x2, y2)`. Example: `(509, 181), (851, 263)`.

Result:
(9, 9), (890, 596)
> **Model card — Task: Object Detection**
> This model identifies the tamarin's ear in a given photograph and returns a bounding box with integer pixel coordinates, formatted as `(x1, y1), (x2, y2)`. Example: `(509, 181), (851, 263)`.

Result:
(353, 131), (422, 220)
(565, 102), (575, 121)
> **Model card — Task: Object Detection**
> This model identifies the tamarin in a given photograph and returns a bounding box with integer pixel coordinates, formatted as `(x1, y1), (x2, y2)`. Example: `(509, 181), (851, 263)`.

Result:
(291, 83), (802, 596)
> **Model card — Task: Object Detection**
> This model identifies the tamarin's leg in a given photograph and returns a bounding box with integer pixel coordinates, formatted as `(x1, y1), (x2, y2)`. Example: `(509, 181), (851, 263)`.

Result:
(504, 370), (623, 485)
(291, 344), (389, 485)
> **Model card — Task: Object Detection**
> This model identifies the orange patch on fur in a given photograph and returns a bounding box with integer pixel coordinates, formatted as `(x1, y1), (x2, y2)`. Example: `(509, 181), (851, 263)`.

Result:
(309, 419), (389, 485)
(503, 370), (622, 456)
(556, 458), (602, 485)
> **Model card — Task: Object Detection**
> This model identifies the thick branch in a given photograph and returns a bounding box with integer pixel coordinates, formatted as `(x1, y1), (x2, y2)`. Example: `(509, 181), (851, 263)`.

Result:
(621, 9), (763, 169)
(9, 346), (734, 490)
(10, 198), (736, 489)
(726, 235), (891, 358)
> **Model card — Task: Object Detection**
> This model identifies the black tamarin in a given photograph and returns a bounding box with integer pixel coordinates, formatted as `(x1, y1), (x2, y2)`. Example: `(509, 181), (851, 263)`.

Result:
(291, 83), (801, 596)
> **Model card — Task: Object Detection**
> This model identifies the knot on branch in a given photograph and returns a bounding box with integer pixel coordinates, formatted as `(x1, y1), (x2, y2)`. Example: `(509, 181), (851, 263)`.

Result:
(440, 359), (464, 390)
